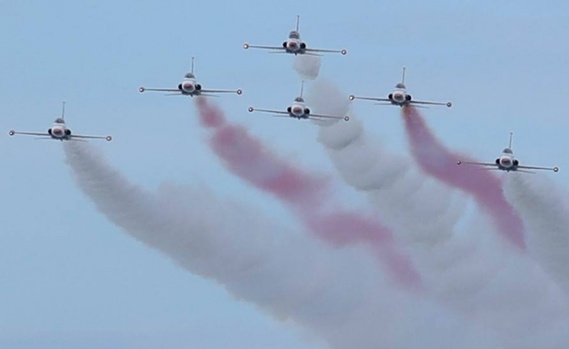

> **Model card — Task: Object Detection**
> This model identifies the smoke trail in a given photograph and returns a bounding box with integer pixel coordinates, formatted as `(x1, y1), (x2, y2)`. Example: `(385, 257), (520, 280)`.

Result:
(63, 141), (503, 349)
(194, 97), (421, 290)
(310, 80), (465, 248)
(505, 174), (569, 294)
(293, 55), (321, 80)
(402, 106), (526, 250)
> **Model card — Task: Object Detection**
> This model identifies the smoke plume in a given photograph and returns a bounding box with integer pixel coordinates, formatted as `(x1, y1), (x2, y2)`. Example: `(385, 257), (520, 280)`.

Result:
(310, 80), (465, 249)
(402, 106), (526, 250)
(505, 174), (569, 294)
(63, 141), (502, 349)
(195, 97), (420, 290)
(293, 55), (321, 80)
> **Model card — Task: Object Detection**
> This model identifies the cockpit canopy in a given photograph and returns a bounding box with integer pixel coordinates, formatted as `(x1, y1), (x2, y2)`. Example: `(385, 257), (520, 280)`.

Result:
(184, 73), (196, 79)
(288, 31), (300, 39)
(55, 118), (65, 124)
(395, 83), (406, 89)
(502, 148), (513, 154)
(294, 97), (305, 103)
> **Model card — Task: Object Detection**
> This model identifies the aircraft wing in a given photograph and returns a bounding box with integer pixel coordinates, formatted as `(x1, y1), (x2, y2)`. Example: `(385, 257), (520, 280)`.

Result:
(248, 107), (290, 116)
(304, 48), (347, 55)
(8, 130), (49, 137)
(349, 95), (391, 103)
(517, 164), (559, 172)
(71, 134), (112, 141)
(200, 88), (242, 95)
(139, 87), (180, 93)
(243, 43), (285, 51)
(410, 100), (452, 107)
(457, 160), (498, 167)
(309, 113), (349, 121)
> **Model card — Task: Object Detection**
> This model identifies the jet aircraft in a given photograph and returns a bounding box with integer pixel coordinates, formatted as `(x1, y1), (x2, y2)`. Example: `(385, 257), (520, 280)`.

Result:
(243, 15), (347, 56)
(248, 81), (349, 121)
(457, 133), (558, 173)
(139, 57), (242, 96)
(8, 102), (112, 142)
(348, 68), (452, 108)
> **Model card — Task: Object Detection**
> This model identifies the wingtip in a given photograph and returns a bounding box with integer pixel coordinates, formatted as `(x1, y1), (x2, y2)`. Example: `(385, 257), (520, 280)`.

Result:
(139, 87), (145, 93)
(243, 43), (249, 49)
(447, 102), (452, 107)
(237, 89), (243, 95)
(248, 107), (254, 112)
(348, 95), (355, 101)
(457, 160), (462, 165)
(344, 116), (350, 122)
(341, 49), (347, 55)
(8, 130), (15, 136)
(554, 167), (559, 172)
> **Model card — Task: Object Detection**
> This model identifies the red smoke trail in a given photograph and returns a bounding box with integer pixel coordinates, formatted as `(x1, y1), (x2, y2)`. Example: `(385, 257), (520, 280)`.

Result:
(196, 97), (422, 290)
(402, 106), (526, 250)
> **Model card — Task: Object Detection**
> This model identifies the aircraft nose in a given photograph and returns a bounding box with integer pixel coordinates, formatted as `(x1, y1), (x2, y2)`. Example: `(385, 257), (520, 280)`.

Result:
(183, 83), (194, 90)
(394, 93), (404, 100)
(292, 107), (303, 115)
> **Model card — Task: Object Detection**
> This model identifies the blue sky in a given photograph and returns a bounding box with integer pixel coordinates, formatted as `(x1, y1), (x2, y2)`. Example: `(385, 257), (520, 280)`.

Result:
(1, 1), (568, 348)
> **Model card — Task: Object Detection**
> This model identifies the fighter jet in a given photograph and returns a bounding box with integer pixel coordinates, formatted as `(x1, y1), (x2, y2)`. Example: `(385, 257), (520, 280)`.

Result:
(457, 133), (558, 173)
(139, 57), (242, 96)
(248, 81), (349, 121)
(348, 67), (452, 108)
(243, 15), (347, 56)
(8, 102), (112, 142)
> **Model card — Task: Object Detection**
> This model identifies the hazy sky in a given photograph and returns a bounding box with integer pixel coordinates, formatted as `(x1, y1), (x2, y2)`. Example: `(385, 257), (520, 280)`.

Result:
(1, 1), (568, 348)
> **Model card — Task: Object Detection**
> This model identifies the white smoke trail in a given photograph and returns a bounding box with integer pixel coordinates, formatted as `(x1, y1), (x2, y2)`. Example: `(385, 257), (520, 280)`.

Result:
(63, 141), (504, 349)
(308, 80), (464, 248)
(425, 216), (569, 349)
(293, 55), (321, 80)
(505, 174), (569, 294)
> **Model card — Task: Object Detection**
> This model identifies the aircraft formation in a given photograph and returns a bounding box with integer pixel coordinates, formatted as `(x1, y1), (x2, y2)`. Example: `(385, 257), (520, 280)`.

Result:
(7, 15), (559, 173)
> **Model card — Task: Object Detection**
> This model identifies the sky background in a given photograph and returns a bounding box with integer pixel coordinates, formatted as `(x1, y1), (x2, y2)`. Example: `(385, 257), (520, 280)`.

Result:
(1, 0), (568, 348)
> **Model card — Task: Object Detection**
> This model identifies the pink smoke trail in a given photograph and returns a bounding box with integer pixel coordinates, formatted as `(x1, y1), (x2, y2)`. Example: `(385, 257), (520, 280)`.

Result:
(196, 97), (422, 290)
(402, 106), (526, 250)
